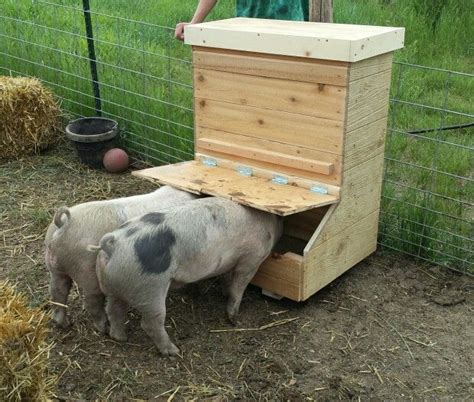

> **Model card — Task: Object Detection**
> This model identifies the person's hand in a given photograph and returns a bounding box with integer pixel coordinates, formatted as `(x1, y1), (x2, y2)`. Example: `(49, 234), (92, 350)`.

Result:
(175, 22), (189, 41)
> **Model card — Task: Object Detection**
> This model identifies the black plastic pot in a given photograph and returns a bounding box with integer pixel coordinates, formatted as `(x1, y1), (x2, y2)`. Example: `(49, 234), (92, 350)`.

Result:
(65, 117), (118, 168)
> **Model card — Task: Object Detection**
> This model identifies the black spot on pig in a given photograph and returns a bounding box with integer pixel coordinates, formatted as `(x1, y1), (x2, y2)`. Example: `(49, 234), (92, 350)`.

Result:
(126, 227), (139, 237)
(141, 212), (165, 225)
(134, 227), (176, 274)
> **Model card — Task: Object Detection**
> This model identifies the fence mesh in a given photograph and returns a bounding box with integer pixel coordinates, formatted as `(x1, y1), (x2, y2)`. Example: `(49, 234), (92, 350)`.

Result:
(1, 1), (472, 273)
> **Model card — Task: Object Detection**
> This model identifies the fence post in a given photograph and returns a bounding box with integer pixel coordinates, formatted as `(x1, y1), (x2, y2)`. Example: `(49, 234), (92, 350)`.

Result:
(309, 0), (333, 22)
(82, 0), (102, 116)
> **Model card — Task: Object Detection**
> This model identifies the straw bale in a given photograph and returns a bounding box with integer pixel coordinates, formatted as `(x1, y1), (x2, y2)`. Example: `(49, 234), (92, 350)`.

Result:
(0, 76), (61, 160)
(0, 281), (56, 401)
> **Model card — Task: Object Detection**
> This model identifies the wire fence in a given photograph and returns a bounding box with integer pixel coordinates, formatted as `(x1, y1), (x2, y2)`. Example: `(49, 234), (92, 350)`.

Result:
(1, 1), (472, 273)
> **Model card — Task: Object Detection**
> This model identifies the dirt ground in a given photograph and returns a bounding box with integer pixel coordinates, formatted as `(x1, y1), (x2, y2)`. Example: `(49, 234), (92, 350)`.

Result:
(1, 144), (473, 401)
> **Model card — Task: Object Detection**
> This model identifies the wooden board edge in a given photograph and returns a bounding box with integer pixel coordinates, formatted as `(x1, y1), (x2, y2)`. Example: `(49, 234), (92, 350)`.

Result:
(300, 209), (380, 300)
(348, 52), (394, 82)
(197, 137), (334, 175)
(192, 47), (349, 86)
(306, 152), (385, 249)
(303, 203), (337, 253)
(201, 185), (338, 217)
(192, 46), (350, 67)
(251, 252), (304, 301)
(194, 67), (347, 122)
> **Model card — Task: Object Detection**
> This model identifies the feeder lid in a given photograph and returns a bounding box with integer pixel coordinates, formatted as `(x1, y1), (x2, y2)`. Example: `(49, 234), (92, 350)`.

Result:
(133, 160), (339, 216)
(185, 18), (404, 62)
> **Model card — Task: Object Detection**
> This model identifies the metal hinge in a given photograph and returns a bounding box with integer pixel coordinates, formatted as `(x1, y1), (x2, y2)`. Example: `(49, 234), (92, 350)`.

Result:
(202, 157), (217, 167)
(236, 166), (253, 177)
(310, 185), (329, 195)
(272, 175), (288, 185)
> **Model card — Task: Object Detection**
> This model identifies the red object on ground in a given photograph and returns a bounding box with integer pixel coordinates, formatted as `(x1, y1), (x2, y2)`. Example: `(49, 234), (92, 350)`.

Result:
(103, 148), (129, 173)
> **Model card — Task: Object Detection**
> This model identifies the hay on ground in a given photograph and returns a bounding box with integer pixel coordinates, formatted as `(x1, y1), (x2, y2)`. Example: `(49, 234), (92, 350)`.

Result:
(0, 76), (61, 160)
(0, 281), (56, 401)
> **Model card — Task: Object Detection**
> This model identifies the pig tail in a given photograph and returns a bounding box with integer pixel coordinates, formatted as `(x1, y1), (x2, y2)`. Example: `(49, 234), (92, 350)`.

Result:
(53, 207), (71, 228)
(99, 233), (115, 256)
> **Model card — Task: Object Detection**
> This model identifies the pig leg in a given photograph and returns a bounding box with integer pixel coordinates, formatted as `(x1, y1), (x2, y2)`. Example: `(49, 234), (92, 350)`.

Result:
(74, 259), (108, 334)
(139, 282), (179, 356)
(220, 271), (233, 297)
(226, 260), (262, 325)
(49, 271), (73, 328)
(106, 297), (128, 342)
(84, 292), (108, 334)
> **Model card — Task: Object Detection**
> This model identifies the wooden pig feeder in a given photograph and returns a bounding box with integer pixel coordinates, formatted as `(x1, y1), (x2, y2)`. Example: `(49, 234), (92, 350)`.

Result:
(134, 18), (405, 301)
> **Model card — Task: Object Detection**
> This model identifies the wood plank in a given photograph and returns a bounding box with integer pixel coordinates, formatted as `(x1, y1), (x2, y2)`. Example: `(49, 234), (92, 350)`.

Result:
(195, 98), (344, 154)
(304, 204), (337, 252)
(196, 128), (341, 170)
(305, 152), (384, 250)
(346, 69), (392, 131)
(295, 59), (394, 300)
(194, 46), (348, 66)
(132, 161), (339, 216)
(193, 48), (348, 86)
(197, 138), (334, 175)
(346, 104), (388, 133)
(251, 252), (303, 301)
(186, 18), (404, 62)
(343, 117), (388, 171)
(191, 18), (401, 37)
(194, 68), (346, 121)
(133, 161), (203, 193)
(196, 128), (342, 185)
(197, 150), (340, 187)
(201, 173), (338, 216)
(302, 209), (380, 299)
(349, 53), (393, 82)
(195, 153), (341, 196)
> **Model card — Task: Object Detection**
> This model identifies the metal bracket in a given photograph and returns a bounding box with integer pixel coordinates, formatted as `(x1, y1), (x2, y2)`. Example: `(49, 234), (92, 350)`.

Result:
(310, 185), (329, 195)
(272, 175), (288, 185)
(236, 166), (253, 177)
(202, 157), (217, 167)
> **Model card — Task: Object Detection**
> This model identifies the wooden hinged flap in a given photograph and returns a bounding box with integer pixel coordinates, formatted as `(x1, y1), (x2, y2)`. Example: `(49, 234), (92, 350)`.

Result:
(185, 18), (404, 62)
(132, 160), (339, 216)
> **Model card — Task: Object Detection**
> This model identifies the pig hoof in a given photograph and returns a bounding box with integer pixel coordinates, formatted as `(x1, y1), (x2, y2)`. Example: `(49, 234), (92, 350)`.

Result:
(109, 328), (127, 342)
(53, 315), (71, 330)
(227, 314), (239, 327)
(160, 342), (180, 357)
(93, 318), (109, 334)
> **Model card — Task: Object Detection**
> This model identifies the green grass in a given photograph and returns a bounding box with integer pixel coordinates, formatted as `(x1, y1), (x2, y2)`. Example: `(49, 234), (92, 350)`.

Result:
(0, 0), (472, 271)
